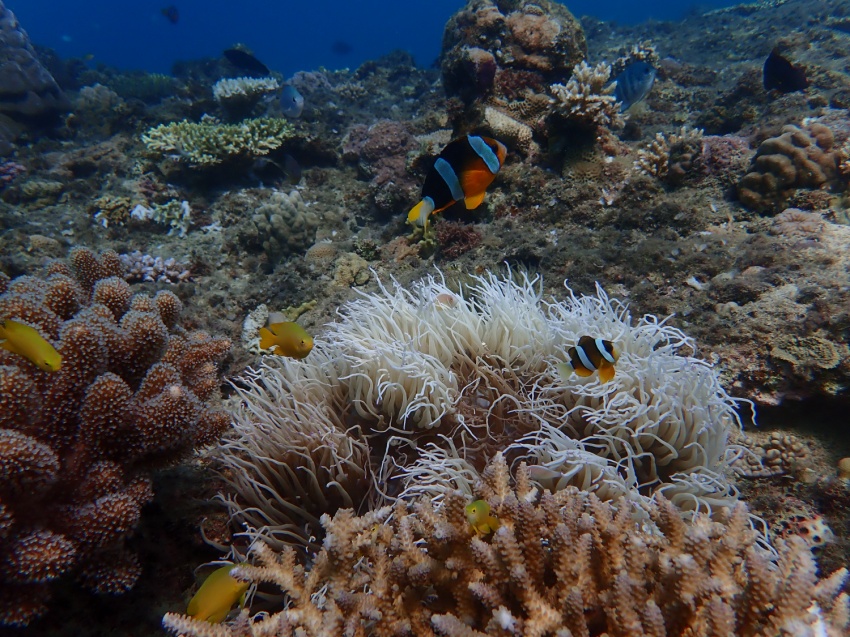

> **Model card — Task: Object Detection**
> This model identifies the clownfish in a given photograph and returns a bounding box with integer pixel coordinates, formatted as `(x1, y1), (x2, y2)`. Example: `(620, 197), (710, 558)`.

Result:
(465, 499), (500, 535)
(0, 319), (62, 372)
(557, 335), (619, 384)
(407, 135), (507, 232)
(259, 321), (313, 359)
(187, 564), (249, 623)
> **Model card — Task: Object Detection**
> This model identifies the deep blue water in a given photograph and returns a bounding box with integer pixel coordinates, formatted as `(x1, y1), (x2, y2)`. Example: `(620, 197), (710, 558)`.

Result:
(10, 0), (740, 77)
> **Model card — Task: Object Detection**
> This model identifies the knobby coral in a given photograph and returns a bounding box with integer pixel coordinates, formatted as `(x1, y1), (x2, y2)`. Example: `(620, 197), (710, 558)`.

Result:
(164, 454), (849, 637)
(217, 270), (742, 557)
(0, 247), (231, 626)
(550, 61), (623, 134)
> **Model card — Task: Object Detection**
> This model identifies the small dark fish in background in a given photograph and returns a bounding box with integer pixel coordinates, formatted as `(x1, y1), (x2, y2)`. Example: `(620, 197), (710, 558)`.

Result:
(280, 84), (304, 118)
(223, 48), (270, 76)
(161, 5), (179, 24)
(613, 61), (657, 112)
(282, 155), (302, 184)
(763, 49), (808, 94)
(331, 40), (353, 56)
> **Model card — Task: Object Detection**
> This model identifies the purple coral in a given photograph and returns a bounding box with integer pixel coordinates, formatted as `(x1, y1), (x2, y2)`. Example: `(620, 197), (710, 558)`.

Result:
(119, 251), (193, 284)
(0, 160), (24, 186)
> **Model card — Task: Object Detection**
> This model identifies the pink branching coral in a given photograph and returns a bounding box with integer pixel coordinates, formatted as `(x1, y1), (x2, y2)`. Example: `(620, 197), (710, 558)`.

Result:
(0, 247), (231, 627)
(163, 454), (849, 637)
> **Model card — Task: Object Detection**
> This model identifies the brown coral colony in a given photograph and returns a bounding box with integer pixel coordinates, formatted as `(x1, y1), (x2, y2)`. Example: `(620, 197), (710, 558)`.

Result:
(0, 247), (230, 627)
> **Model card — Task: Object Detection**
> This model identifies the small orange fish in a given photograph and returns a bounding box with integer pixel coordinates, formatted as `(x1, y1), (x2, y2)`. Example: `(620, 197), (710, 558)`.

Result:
(259, 322), (313, 359)
(465, 499), (500, 535)
(0, 319), (62, 372)
(187, 564), (248, 623)
(557, 335), (618, 383)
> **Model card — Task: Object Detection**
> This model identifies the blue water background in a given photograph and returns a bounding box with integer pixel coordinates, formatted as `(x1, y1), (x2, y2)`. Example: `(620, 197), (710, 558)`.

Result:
(10, 0), (738, 77)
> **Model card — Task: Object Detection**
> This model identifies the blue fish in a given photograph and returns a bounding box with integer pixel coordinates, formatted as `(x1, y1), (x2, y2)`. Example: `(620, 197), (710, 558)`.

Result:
(613, 61), (656, 112)
(280, 85), (304, 118)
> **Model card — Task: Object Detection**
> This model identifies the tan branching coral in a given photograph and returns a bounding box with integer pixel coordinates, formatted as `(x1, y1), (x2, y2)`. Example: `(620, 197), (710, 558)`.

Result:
(550, 61), (624, 132)
(0, 248), (231, 626)
(634, 126), (704, 183)
(163, 455), (850, 637)
(738, 123), (841, 213)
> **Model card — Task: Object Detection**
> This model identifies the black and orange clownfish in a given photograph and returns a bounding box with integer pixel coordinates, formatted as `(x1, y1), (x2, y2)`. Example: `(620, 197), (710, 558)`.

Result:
(557, 336), (619, 383)
(407, 134), (507, 232)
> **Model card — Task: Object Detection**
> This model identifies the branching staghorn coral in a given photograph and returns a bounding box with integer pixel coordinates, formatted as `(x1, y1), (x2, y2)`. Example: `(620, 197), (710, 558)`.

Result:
(550, 61), (624, 133)
(635, 126), (705, 184)
(217, 270), (744, 556)
(164, 454), (850, 637)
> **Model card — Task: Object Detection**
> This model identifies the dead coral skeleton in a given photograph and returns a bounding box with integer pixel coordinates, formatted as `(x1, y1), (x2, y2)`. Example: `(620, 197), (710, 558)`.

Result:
(163, 454), (850, 637)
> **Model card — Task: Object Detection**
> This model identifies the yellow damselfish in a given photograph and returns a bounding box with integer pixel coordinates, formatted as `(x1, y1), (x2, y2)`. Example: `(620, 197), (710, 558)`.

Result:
(0, 319), (62, 372)
(465, 499), (500, 535)
(259, 321), (313, 359)
(187, 564), (249, 624)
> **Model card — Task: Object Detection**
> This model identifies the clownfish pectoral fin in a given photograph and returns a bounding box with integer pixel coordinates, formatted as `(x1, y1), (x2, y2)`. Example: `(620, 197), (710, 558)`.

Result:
(574, 366), (595, 377)
(598, 364), (616, 383)
(464, 190), (487, 209)
(258, 327), (276, 350)
(556, 362), (573, 383)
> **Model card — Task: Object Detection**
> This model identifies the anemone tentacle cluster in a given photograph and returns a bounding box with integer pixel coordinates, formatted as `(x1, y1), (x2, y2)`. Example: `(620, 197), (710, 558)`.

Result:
(0, 247), (231, 627)
(219, 270), (743, 555)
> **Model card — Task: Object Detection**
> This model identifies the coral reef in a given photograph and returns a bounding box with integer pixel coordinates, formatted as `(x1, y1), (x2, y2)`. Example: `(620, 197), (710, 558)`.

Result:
(213, 77), (281, 120)
(130, 199), (193, 237)
(0, 247), (231, 626)
(634, 126), (705, 185)
(0, 1), (69, 151)
(119, 251), (194, 284)
(738, 123), (842, 214)
(164, 455), (850, 637)
(142, 117), (294, 167)
(549, 61), (623, 140)
(217, 271), (743, 557)
(227, 190), (318, 265)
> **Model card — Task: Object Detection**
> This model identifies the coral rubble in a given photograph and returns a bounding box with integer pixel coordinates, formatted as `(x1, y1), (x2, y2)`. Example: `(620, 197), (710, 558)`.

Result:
(164, 455), (849, 637)
(0, 247), (231, 626)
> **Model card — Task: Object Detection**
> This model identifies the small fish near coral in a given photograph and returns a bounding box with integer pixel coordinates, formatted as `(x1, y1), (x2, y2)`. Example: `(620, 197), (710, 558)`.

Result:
(280, 85), (304, 119)
(557, 335), (618, 383)
(0, 318), (62, 372)
(612, 61), (657, 112)
(763, 49), (808, 94)
(223, 48), (271, 76)
(259, 321), (313, 359)
(161, 5), (179, 24)
(407, 134), (507, 232)
(187, 564), (249, 624)
(465, 499), (500, 534)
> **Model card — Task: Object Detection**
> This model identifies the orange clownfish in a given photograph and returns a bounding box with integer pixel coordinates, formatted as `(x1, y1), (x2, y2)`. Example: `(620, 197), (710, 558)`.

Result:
(407, 135), (507, 232)
(557, 336), (619, 384)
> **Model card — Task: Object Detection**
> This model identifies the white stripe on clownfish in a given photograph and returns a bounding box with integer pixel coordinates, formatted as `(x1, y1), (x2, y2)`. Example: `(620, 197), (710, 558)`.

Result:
(596, 337), (616, 364)
(468, 135), (500, 173)
(575, 344), (596, 371)
(434, 158), (465, 202)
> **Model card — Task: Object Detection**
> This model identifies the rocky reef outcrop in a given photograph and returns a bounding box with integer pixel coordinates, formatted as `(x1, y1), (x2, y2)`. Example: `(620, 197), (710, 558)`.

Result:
(0, 1), (69, 154)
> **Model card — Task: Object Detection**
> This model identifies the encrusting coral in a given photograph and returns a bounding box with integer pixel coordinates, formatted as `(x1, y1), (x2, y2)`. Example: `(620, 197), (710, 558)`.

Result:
(217, 270), (743, 557)
(164, 454), (850, 637)
(0, 247), (231, 627)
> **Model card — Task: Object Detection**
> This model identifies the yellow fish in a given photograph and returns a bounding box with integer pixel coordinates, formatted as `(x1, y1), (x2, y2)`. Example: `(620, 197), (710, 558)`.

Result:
(0, 319), (62, 372)
(187, 564), (249, 624)
(258, 321), (313, 359)
(465, 499), (500, 535)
